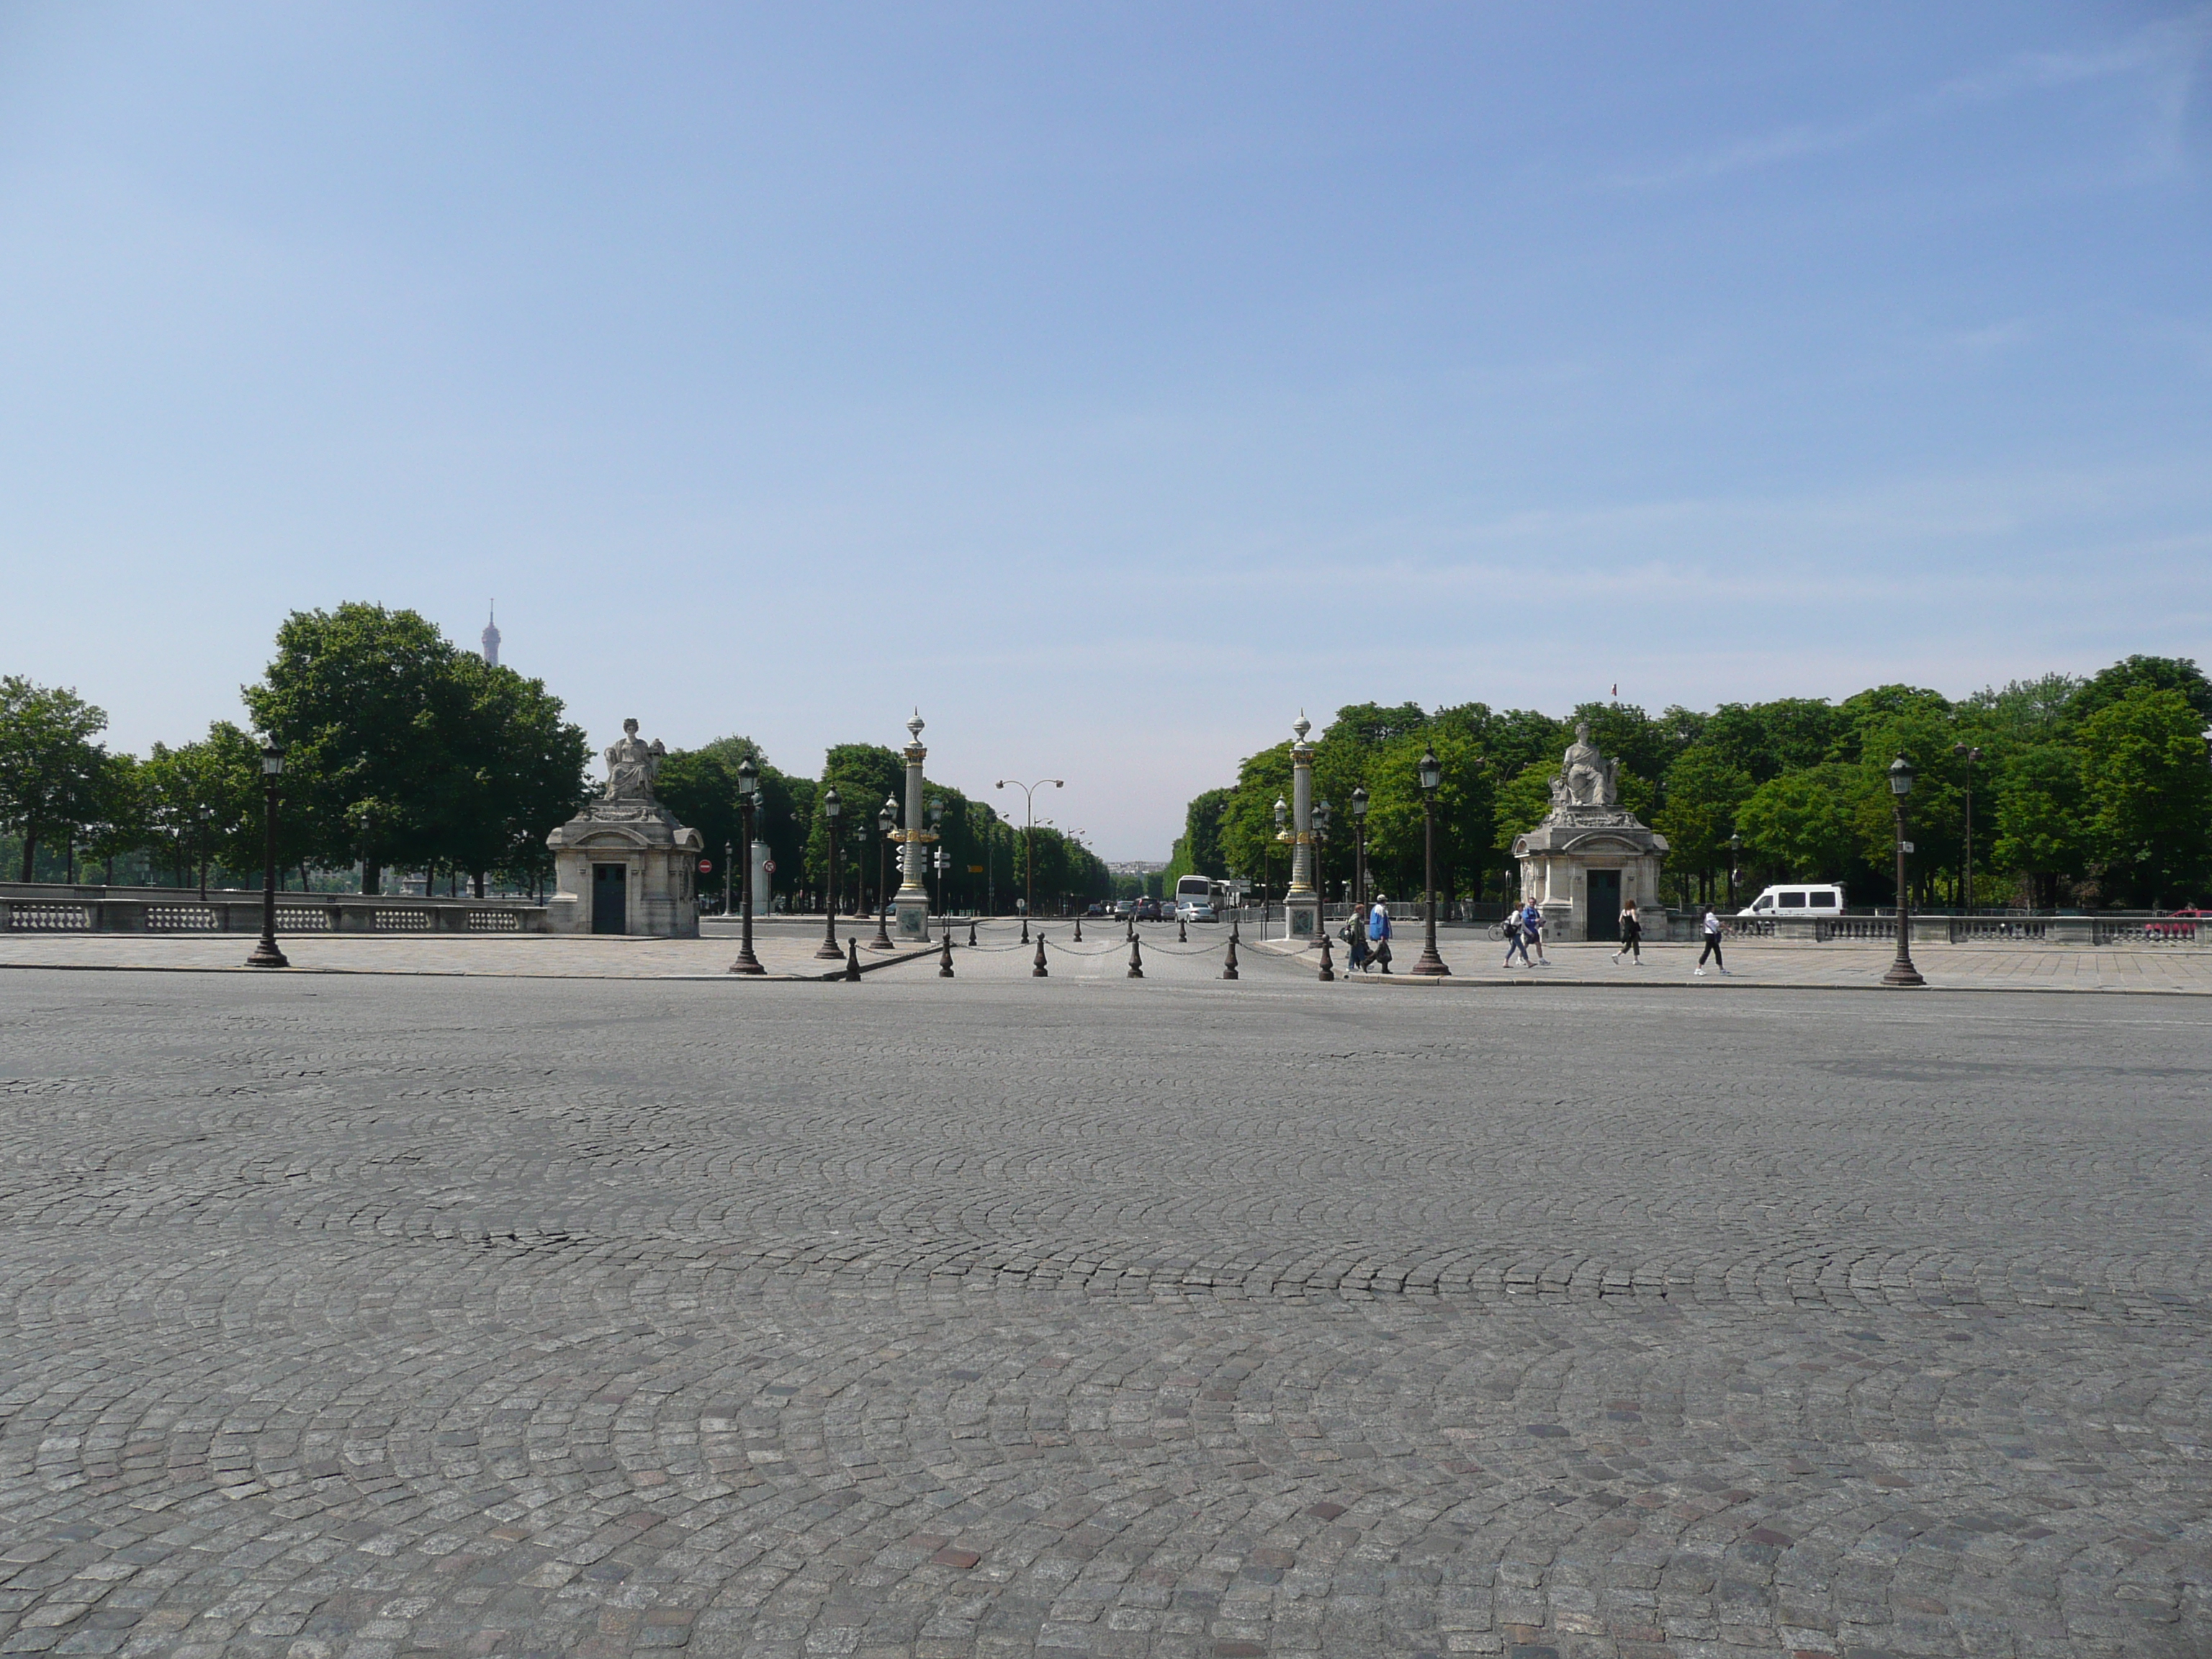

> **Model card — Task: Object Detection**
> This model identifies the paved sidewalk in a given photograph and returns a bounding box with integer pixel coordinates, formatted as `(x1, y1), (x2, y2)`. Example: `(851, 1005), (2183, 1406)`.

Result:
(5, 919), (2211, 992)
(0, 925), (932, 979)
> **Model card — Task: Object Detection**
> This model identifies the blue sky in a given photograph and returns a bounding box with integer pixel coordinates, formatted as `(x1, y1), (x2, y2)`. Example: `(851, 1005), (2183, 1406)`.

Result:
(3, 3), (2208, 857)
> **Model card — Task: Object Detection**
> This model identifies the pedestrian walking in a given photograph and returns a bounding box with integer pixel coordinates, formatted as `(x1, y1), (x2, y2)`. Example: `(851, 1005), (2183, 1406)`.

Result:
(1612, 899), (1643, 964)
(1344, 901), (1372, 972)
(1501, 903), (1532, 966)
(1521, 899), (1549, 965)
(1367, 897), (1395, 974)
(1695, 905), (1728, 975)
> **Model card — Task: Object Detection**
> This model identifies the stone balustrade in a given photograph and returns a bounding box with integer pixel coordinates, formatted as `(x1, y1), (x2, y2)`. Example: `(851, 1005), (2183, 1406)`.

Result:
(0, 883), (549, 935)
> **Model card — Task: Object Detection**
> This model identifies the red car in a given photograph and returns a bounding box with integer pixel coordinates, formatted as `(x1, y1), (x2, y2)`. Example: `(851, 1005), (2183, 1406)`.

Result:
(2146, 907), (2205, 939)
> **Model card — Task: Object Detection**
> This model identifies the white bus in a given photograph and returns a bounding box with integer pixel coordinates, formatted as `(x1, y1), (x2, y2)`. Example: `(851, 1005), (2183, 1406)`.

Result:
(1174, 874), (1224, 920)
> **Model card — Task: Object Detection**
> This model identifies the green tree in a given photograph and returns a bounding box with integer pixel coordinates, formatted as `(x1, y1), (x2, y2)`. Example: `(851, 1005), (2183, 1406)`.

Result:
(436, 657), (588, 894)
(2069, 655), (2212, 727)
(1654, 747), (1754, 902)
(1357, 728), (1493, 902)
(137, 724), (266, 887)
(0, 678), (111, 881)
(1699, 698), (1847, 783)
(1990, 742), (2083, 909)
(1736, 765), (1867, 889)
(1161, 787), (1231, 890)
(242, 604), (466, 891)
(2074, 686), (2212, 908)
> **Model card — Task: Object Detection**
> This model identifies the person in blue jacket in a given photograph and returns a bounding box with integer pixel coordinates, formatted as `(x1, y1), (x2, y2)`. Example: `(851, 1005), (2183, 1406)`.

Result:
(1366, 897), (1394, 974)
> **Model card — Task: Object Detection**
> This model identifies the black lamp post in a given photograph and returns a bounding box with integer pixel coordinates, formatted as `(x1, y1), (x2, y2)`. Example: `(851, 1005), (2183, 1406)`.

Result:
(1952, 743), (1982, 913)
(1313, 797), (1335, 981)
(872, 797), (897, 948)
(1883, 755), (1925, 988)
(1727, 832), (1742, 911)
(814, 787), (845, 959)
(928, 796), (944, 918)
(726, 760), (765, 974)
(722, 839), (734, 917)
(1411, 745), (1450, 976)
(1269, 796), (1287, 937)
(996, 777), (1063, 943)
(1350, 786), (1370, 912)
(197, 804), (213, 902)
(246, 743), (288, 968)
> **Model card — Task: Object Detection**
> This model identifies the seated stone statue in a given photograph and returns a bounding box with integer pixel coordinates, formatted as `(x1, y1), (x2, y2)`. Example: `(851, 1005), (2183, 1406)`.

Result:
(601, 719), (666, 809)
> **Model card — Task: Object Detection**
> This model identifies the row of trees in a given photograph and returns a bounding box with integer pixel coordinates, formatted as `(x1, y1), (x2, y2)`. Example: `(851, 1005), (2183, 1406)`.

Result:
(657, 737), (1110, 913)
(1, 606), (589, 893)
(4, 602), (1113, 910)
(1164, 657), (2212, 912)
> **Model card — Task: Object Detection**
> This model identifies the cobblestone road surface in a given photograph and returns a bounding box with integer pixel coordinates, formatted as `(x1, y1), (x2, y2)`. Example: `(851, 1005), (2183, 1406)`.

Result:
(1, 969), (2206, 1659)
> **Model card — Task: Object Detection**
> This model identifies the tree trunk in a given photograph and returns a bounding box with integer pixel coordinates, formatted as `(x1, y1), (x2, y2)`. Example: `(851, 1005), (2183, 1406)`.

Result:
(472, 871), (485, 899)
(362, 858), (381, 896)
(19, 830), (35, 882)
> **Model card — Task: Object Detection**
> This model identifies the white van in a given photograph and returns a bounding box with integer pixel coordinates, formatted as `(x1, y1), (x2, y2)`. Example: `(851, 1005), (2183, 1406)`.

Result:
(1740, 884), (1845, 917)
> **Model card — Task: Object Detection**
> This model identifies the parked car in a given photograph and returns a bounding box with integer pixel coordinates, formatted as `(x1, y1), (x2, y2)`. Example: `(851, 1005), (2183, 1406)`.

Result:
(1738, 884), (1845, 917)
(1136, 898), (1164, 921)
(2146, 906), (2205, 939)
(1177, 901), (1218, 923)
(1084, 902), (1107, 917)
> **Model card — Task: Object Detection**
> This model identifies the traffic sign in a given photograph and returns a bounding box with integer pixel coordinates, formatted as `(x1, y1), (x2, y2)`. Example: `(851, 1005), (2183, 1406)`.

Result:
(698, 859), (712, 873)
(764, 860), (777, 874)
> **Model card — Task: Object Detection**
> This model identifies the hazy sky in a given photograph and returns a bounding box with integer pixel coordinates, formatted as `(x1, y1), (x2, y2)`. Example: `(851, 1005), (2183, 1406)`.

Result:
(4, 4), (2208, 857)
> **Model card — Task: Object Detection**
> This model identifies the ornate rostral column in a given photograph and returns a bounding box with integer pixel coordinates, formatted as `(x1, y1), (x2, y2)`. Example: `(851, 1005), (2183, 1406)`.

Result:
(892, 711), (937, 943)
(1283, 713), (1319, 944)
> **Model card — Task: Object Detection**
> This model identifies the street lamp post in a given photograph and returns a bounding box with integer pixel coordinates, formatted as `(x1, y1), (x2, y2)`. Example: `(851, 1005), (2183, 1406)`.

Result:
(1411, 745), (1450, 976)
(1313, 797), (1334, 981)
(928, 797), (944, 917)
(815, 787), (845, 959)
(994, 777), (1063, 943)
(1269, 797), (1287, 938)
(1883, 755), (1925, 987)
(1350, 787), (1369, 912)
(873, 797), (897, 949)
(722, 840), (734, 917)
(729, 760), (765, 975)
(245, 743), (288, 968)
(1727, 832), (1742, 911)
(197, 805), (213, 902)
(1953, 743), (1983, 913)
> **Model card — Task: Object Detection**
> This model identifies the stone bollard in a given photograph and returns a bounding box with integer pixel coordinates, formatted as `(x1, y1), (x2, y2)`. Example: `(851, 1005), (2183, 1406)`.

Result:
(967, 918), (977, 948)
(1074, 915), (1083, 942)
(1221, 935), (1239, 980)
(844, 938), (862, 981)
(1178, 914), (1188, 943)
(1032, 935), (1048, 977)
(1317, 929), (1334, 983)
(938, 931), (956, 978)
(1127, 935), (1143, 979)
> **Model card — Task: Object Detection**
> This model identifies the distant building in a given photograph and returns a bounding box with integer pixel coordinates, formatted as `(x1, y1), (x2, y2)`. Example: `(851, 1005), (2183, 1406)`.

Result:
(481, 603), (500, 667)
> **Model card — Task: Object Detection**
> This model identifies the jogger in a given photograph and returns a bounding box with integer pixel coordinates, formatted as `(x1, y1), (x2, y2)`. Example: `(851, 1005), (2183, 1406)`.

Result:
(1695, 906), (1727, 975)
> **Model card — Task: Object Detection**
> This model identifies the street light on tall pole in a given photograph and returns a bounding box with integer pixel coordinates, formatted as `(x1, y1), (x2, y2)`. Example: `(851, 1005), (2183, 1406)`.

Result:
(1952, 743), (1983, 913)
(1269, 796), (1288, 938)
(814, 787), (845, 960)
(245, 743), (288, 968)
(994, 777), (1063, 943)
(1313, 797), (1335, 981)
(728, 759), (765, 975)
(1349, 787), (1370, 912)
(197, 805), (213, 902)
(873, 796), (897, 949)
(1411, 745), (1450, 976)
(1727, 832), (1742, 911)
(1882, 755), (1925, 988)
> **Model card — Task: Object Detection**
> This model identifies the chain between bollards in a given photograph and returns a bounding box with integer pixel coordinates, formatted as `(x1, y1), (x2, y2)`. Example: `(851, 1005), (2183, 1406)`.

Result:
(1127, 934), (1143, 978)
(1032, 933), (1049, 976)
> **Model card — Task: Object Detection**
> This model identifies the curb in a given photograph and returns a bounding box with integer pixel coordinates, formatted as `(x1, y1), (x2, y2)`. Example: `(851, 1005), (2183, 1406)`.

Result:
(0, 946), (941, 984)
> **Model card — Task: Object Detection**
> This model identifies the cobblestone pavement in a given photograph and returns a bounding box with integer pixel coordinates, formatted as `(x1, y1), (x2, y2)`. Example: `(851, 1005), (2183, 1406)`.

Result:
(1, 969), (2207, 1659)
